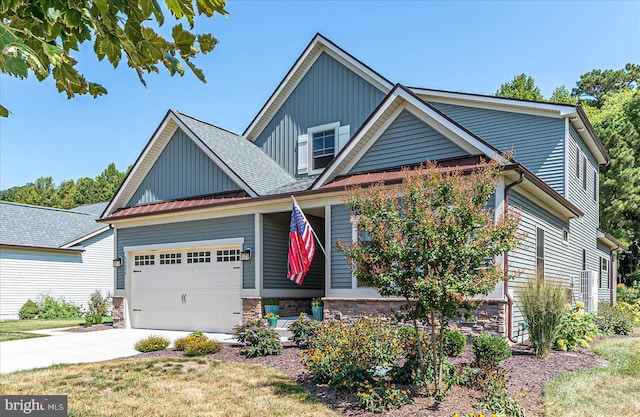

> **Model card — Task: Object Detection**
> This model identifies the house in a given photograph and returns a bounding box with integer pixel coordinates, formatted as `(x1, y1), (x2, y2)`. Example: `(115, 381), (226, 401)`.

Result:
(0, 202), (113, 319)
(99, 34), (624, 338)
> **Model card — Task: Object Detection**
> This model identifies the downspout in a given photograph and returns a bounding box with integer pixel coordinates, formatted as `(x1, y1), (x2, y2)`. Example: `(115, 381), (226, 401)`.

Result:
(504, 171), (524, 343)
(610, 247), (619, 305)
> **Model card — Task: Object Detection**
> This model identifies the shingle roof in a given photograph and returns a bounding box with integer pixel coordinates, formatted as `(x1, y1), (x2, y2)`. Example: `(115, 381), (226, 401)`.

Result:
(0, 202), (108, 249)
(265, 178), (316, 195)
(174, 112), (297, 196)
(69, 202), (108, 216)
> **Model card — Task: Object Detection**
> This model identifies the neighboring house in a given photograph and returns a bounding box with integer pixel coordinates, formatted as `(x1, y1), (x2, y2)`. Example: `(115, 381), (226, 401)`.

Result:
(99, 34), (624, 338)
(0, 201), (113, 319)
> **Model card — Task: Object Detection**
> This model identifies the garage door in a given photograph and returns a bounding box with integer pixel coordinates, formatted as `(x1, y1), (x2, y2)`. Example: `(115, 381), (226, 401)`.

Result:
(129, 245), (242, 332)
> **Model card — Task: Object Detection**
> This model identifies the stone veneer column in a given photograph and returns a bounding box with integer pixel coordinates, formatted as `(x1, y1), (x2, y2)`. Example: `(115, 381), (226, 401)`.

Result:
(111, 296), (126, 329)
(242, 297), (263, 323)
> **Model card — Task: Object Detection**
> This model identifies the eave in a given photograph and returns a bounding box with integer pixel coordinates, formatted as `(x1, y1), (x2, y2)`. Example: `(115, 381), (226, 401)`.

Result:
(597, 229), (628, 251)
(0, 244), (85, 253)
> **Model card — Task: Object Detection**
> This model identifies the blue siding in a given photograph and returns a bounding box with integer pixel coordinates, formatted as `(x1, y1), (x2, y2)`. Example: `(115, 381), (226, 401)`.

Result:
(127, 129), (241, 206)
(597, 242), (611, 301)
(350, 109), (468, 173)
(116, 215), (255, 289)
(262, 212), (324, 290)
(331, 204), (353, 289)
(507, 190), (571, 335)
(254, 52), (386, 176)
(429, 102), (565, 194)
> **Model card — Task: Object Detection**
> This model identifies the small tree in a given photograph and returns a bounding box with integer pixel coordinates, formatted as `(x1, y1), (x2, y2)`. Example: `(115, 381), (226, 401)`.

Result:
(338, 159), (521, 398)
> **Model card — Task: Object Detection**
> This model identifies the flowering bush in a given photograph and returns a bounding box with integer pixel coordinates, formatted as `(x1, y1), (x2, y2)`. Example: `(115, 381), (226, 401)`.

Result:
(174, 330), (221, 356)
(134, 335), (170, 352)
(595, 303), (636, 335)
(233, 319), (282, 357)
(356, 379), (413, 412)
(554, 303), (599, 351)
(617, 282), (640, 305)
(174, 330), (207, 351)
(288, 313), (320, 348)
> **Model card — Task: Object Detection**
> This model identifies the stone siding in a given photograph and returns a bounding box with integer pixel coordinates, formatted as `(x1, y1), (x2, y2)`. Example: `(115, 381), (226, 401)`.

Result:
(112, 296), (126, 329)
(241, 297), (313, 322)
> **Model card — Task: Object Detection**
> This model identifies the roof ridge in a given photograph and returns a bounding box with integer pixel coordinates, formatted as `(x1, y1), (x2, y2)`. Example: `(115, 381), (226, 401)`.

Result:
(174, 111), (243, 137)
(0, 201), (96, 217)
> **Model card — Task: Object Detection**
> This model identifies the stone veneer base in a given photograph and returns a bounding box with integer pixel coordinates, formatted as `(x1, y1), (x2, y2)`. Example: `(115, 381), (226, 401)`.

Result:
(111, 296), (126, 329)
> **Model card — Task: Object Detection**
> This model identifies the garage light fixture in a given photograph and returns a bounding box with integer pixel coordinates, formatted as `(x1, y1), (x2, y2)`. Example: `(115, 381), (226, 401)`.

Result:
(113, 257), (123, 267)
(240, 248), (252, 261)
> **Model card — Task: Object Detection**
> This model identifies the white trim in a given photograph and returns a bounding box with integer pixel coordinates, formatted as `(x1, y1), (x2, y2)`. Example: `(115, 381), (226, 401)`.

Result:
(254, 213), (262, 294)
(564, 118), (570, 198)
(260, 289), (325, 298)
(494, 178), (505, 222)
(325, 205), (332, 297)
(244, 34), (393, 140)
(60, 226), (111, 248)
(124, 238), (244, 254)
(535, 224), (546, 279)
(308, 122), (341, 175)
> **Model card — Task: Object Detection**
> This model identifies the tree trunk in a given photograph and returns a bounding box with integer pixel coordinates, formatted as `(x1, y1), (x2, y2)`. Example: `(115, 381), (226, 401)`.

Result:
(430, 308), (439, 395)
(412, 316), (424, 381)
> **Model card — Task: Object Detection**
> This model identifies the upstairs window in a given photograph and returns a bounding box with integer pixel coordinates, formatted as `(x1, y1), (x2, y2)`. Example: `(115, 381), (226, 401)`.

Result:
(575, 146), (580, 179)
(593, 169), (598, 201)
(298, 122), (350, 176)
(536, 227), (545, 279)
(582, 154), (587, 191)
(312, 129), (335, 170)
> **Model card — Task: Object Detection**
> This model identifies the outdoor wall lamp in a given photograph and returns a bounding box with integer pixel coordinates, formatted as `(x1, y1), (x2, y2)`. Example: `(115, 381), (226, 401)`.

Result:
(113, 257), (123, 267)
(240, 248), (252, 261)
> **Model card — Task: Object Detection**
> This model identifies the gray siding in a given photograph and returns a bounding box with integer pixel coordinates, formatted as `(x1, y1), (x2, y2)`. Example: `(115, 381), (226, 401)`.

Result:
(507, 190), (570, 335)
(262, 213), (324, 290)
(116, 215), (255, 289)
(597, 242), (611, 302)
(255, 52), (386, 176)
(127, 129), (240, 206)
(350, 109), (468, 173)
(331, 204), (353, 289)
(429, 102), (565, 194)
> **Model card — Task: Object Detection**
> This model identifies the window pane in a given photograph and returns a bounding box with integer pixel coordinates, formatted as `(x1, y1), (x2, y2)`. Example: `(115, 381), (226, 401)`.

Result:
(536, 228), (544, 258)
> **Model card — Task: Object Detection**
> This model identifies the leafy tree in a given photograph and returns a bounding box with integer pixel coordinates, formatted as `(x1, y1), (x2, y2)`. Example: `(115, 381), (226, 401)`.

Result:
(338, 160), (521, 398)
(573, 63), (640, 108)
(94, 163), (127, 202)
(549, 85), (577, 105)
(496, 73), (544, 101)
(0, 0), (228, 117)
(57, 179), (77, 209)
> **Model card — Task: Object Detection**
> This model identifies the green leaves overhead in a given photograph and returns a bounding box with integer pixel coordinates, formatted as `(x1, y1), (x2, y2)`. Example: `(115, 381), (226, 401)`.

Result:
(0, 0), (228, 116)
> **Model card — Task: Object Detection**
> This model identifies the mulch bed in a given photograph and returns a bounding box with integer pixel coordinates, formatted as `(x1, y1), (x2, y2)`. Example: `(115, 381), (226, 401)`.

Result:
(132, 339), (613, 417)
(63, 324), (114, 333)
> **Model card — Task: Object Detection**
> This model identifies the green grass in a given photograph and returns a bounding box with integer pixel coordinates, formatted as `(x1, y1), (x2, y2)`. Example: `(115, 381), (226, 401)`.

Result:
(0, 358), (340, 417)
(543, 336), (640, 417)
(0, 318), (87, 342)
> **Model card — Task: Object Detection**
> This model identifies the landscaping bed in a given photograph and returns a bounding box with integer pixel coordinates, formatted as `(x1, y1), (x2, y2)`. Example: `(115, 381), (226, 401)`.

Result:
(134, 339), (611, 417)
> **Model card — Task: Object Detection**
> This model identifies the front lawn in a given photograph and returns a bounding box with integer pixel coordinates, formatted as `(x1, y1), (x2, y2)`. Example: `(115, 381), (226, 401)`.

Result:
(0, 318), (111, 342)
(0, 358), (338, 417)
(543, 336), (640, 416)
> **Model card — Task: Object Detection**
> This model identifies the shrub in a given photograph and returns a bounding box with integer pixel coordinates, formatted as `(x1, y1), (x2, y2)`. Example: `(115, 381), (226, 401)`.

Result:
(134, 335), (170, 352)
(472, 334), (511, 368)
(264, 298), (280, 306)
(554, 303), (599, 351)
(474, 367), (525, 417)
(233, 319), (282, 357)
(288, 313), (321, 348)
(595, 303), (635, 335)
(19, 299), (39, 319)
(88, 290), (111, 317)
(37, 293), (82, 319)
(174, 330), (207, 351)
(518, 277), (569, 358)
(444, 328), (466, 357)
(84, 313), (103, 327)
(356, 379), (413, 412)
(617, 281), (640, 305)
(184, 338), (222, 356)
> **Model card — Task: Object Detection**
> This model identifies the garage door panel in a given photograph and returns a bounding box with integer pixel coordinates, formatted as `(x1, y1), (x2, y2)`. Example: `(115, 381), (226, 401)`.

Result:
(129, 246), (242, 333)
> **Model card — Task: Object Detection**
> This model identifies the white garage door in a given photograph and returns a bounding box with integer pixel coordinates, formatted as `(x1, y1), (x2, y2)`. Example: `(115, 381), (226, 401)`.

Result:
(129, 245), (242, 332)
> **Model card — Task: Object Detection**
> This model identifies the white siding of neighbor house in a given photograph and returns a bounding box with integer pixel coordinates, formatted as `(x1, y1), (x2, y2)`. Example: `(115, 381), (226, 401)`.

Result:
(0, 231), (114, 319)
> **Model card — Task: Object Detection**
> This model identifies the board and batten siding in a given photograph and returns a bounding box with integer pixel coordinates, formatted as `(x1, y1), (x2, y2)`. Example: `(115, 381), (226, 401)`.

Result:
(429, 102), (566, 195)
(116, 215), (255, 290)
(127, 129), (241, 207)
(262, 212), (324, 290)
(349, 109), (469, 174)
(567, 126), (601, 294)
(0, 231), (114, 319)
(507, 190), (570, 335)
(254, 52), (386, 177)
(331, 204), (353, 289)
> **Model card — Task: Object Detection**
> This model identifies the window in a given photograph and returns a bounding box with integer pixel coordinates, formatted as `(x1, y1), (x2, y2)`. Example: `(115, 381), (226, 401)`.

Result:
(599, 256), (609, 289)
(581, 249), (586, 271)
(312, 129), (335, 170)
(536, 227), (545, 279)
(187, 251), (211, 263)
(575, 146), (580, 178)
(582, 154), (587, 191)
(298, 122), (349, 175)
(159, 253), (181, 265)
(562, 228), (569, 245)
(134, 254), (154, 266)
(216, 249), (240, 262)
(592, 170), (598, 201)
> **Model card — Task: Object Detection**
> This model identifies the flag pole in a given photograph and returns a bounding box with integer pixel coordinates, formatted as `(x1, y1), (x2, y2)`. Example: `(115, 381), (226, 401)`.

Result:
(291, 195), (328, 258)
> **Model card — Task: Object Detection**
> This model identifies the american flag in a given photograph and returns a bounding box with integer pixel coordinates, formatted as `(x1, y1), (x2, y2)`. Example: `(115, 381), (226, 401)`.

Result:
(287, 201), (316, 285)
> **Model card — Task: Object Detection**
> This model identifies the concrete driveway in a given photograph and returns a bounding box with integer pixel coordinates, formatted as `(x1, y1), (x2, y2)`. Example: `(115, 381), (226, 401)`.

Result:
(0, 328), (236, 374)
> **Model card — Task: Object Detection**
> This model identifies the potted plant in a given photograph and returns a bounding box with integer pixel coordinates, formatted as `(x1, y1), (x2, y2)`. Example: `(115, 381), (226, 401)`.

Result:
(264, 312), (279, 327)
(264, 298), (280, 316)
(311, 298), (323, 321)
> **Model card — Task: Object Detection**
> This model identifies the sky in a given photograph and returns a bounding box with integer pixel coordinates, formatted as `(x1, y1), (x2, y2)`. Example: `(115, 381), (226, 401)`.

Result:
(1, 1), (639, 190)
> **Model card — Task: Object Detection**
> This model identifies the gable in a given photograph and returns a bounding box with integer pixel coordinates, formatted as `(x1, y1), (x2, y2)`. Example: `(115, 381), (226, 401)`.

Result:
(429, 102), (566, 194)
(127, 128), (242, 207)
(254, 51), (386, 177)
(349, 109), (469, 174)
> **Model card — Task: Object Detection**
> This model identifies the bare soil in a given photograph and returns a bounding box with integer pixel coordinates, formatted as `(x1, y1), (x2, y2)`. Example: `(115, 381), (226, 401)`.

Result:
(63, 323), (113, 333)
(133, 339), (612, 417)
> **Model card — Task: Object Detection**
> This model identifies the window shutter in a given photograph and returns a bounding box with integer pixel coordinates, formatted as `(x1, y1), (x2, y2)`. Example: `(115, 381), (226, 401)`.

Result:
(297, 133), (308, 175)
(337, 125), (350, 153)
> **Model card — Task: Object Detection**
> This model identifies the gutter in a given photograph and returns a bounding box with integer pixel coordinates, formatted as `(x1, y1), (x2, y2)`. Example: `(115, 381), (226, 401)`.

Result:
(0, 244), (85, 253)
(503, 171), (525, 343)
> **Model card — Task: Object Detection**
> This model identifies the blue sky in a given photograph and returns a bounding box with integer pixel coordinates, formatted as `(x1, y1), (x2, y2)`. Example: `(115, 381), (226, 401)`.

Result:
(1, 1), (638, 190)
